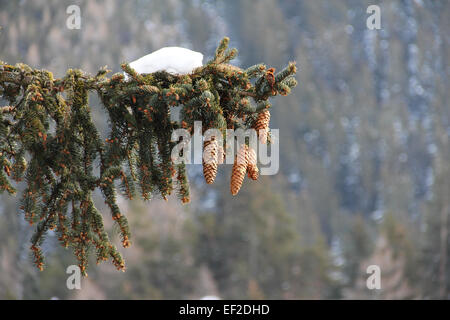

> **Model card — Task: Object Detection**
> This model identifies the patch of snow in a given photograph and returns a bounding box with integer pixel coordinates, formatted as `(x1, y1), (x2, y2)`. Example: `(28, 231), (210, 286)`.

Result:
(201, 295), (220, 300)
(125, 47), (203, 79)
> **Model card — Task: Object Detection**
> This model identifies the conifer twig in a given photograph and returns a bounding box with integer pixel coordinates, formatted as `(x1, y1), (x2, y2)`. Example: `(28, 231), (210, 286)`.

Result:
(0, 37), (297, 274)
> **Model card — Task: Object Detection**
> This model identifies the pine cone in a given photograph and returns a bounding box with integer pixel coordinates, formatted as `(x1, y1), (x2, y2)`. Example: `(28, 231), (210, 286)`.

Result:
(203, 138), (219, 184)
(230, 144), (248, 195)
(266, 68), (276, 93)
(253, 110), (270, 144)
(247, 146), (259, 180)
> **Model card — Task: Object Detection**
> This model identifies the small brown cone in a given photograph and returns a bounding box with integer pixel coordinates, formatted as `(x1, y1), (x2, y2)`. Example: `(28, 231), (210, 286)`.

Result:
(181, 197), (190, 204)
(253, 110), (270, 144)
(247, 147), (259, 180)
(231, 144), (248, 195)
(203, 138), (219, 184)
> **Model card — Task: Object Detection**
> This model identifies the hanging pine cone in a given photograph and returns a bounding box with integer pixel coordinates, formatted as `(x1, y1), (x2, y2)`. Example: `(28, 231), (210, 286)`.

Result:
(230, 144), (248, 195)
(202, 138), (219, 184)
(253, 109), (270, 144)
(247, 146), (259, 180)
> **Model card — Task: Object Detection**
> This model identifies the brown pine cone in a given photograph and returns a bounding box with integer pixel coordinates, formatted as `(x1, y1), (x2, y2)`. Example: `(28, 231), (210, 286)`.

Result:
(203, 138), (219, 184)
(266, 67), (276, 93)
(230, 144), (248, 195)
(253, 110), (270, 144)
(247, 146), (259, 180)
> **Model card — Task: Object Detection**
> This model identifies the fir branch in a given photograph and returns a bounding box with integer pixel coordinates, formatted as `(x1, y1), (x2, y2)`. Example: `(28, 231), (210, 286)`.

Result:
(0, 37), (297, 274)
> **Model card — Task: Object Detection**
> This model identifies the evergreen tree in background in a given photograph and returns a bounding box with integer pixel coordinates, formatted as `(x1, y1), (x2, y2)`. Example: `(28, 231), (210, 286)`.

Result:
(421, 100), (450, 299)
(344, 213), (418, 299)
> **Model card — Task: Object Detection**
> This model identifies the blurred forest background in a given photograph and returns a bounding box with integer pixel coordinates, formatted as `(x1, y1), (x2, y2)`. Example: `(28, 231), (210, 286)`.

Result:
(0, 0), (449, 299)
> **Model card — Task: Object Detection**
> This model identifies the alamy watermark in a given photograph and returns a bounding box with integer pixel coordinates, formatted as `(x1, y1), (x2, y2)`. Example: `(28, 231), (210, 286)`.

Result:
(66, 5), (81, 30)
(366, 5), (381, 30)
(366, 265), (381, 290)
(171, 121), (279, 176)
(66, 265), (81, 290)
